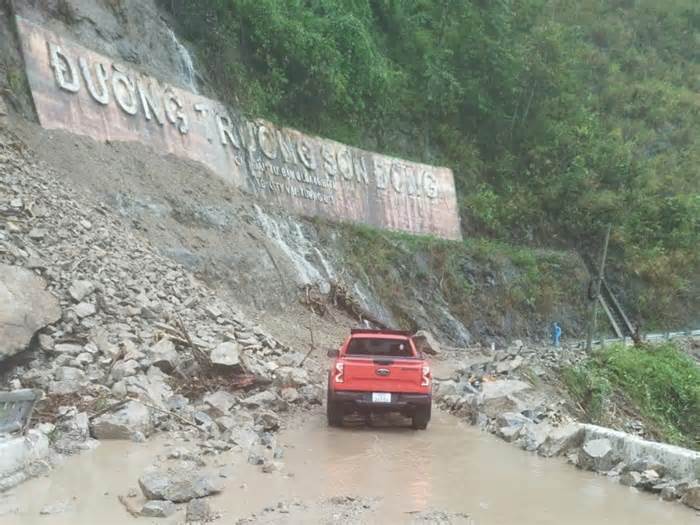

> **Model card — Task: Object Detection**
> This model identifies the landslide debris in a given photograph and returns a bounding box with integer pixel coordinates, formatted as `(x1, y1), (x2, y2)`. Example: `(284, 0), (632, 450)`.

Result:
(0, 125), (322, 494)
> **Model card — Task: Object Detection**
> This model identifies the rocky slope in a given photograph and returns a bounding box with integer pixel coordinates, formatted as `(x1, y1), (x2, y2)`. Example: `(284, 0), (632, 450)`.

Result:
(0, 122), (323, 491)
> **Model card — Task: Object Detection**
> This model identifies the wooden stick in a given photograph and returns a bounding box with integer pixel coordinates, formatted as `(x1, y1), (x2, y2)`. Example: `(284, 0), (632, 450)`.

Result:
(88, 399), (129, 421)
(138, 400), (203, 431)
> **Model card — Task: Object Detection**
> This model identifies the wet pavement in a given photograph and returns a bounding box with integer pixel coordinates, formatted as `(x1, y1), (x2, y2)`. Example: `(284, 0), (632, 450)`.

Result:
(4, 410), (698, 524)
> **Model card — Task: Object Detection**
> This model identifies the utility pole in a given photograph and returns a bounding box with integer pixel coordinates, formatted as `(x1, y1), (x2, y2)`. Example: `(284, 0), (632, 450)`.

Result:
(586, 224), (612, 352)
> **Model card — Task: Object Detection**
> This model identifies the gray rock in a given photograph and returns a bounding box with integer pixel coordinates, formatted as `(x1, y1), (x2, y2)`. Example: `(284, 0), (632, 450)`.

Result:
(54, 343), (84, 355)
(496, 412), (531, 429)
(298, 384), (323, 405)
(48, 380), (82, 395)
(620, 471), (643, 487)
(255, 410), (280, 431)
(273, 367), (310, 387)
(68, 280), (95, 302)
(537, 424), (583, 458)
(681, 486), (700, 510)
(413, 330), (441, 355)
(111, 359), (140, 381)
(203, 390), (236, 417)
(91, 401), (152, 439)
(280, 387), (300, 404)
(28, 227), (48, 240)
(247, 445), (268, 465)
(166, 394), (190, 411)
(38, 334), (55, 351)
(240, 353), (272, 380)
(579, 438), (619, 472)
(216, 415), (237, 432)
(139, 469), (222, 503)
(660, 486), (678, 501)
(517, 422), (551, 452)
(477, 380), (530, 418)
(241, 390), (277, 409)
(0, 264), (61, 362)
(74, 302), (97, 318)
(54, 366), (86, 382)
(39, 500), (74, 515)
(481, 380), (530, 400)
(186, 498), (212, 522)
(262, 460), (282, 474)
(194, 411), (216, 432)
(141, 500), (177, 518)
(53, 411), (91, 454)
(498, 425), (522, 442)
(149, 338), (179, 373)
(210, 342), (240, 367)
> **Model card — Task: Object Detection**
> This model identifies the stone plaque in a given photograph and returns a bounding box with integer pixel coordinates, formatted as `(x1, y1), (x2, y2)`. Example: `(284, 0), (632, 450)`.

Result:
(16, 17), (462, 240)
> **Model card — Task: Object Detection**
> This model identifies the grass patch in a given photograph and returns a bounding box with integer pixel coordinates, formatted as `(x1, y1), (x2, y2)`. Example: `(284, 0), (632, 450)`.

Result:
(313, 220), (586, 333)
(564, 342), (700, 449)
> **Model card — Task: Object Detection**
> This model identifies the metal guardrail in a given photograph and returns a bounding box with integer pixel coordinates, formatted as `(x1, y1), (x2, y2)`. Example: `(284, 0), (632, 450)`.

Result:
(0, 389), (41, 434)
(585, 329), (700, 347)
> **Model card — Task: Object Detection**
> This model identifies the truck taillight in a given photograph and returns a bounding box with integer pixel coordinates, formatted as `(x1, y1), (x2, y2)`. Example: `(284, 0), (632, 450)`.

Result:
(334, 362), (344, 383)
(421, 365), (431, 387)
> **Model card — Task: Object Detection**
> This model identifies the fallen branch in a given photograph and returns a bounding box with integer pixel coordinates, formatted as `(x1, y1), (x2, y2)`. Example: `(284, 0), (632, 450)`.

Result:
(299, 326), (316, 367)
(88, 399), (129, 421)
(173, 312), (210, 367)
(138, 400), (203, 431)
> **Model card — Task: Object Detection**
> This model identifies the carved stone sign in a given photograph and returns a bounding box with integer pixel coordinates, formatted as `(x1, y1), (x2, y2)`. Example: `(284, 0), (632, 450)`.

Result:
(16, 17), (462, 240)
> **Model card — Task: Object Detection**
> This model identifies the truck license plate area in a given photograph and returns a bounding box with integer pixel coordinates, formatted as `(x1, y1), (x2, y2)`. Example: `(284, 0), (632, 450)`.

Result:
(372, 392), (392, 403)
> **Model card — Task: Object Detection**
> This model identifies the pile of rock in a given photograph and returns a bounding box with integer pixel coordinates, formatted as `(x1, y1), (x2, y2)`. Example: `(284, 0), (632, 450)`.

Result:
(137, 466), (221, 519)
(567, 429), (700, 509)
(435, 363), (700, 511)
(0, 127), (321, 484)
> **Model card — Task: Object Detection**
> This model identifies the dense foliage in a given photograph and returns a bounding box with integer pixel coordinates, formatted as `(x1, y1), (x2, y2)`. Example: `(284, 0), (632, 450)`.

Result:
(564, 343), (700, 448)
(163, 0), (699, 326)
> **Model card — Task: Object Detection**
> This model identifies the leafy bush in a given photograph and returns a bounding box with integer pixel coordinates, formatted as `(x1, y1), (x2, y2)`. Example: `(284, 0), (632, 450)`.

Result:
(564, 343), (700, 448)
(162, 0), (700, 326)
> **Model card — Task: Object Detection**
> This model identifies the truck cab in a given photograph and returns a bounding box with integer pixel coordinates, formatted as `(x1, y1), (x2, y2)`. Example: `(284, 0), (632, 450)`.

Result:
(326, 329), (432, 429)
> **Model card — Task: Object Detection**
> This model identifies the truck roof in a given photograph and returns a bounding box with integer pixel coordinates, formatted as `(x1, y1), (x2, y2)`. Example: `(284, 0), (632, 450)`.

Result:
(349, 328), (412, 339)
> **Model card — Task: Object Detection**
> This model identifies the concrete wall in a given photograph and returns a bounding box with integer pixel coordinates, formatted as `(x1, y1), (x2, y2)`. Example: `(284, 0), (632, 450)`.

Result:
(580, 424), (700, 480)
(0, 431), (50, 491)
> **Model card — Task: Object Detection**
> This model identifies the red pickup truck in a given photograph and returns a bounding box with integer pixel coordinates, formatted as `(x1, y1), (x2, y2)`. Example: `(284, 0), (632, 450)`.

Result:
(326, 329), (432, 429)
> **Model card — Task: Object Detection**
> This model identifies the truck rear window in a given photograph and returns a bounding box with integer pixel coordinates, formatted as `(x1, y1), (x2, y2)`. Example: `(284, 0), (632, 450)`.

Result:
(346, 338), (414, 357)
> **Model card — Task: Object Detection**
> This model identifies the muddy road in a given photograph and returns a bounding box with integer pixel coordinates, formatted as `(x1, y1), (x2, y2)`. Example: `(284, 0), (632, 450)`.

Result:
(4, 410), (696, 524)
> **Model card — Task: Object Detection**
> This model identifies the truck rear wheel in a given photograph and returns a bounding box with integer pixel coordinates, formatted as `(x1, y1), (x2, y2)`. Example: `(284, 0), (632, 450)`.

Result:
(326, 391), (343, 427)
(411, 404), (431, 430)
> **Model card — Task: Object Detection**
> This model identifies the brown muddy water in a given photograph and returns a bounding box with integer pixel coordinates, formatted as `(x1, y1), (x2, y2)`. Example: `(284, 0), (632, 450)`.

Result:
(3, 411), (697, 524)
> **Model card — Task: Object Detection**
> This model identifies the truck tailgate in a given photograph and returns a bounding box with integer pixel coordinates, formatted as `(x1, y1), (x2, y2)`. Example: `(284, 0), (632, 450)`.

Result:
(339, 357), (424, 393)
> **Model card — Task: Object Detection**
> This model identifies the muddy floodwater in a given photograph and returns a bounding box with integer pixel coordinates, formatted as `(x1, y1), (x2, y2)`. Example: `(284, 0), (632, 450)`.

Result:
(4, 411), (697, 524)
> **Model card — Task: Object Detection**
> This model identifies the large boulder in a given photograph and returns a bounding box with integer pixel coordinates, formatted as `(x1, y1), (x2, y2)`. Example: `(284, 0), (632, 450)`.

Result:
(478, 380), (530, 418)
(537, 424), (584, 457)
(0, 264), (61, 362)
(138, 469), (222, 503)
(413, 330), (441, 355)
(90, 401), (153, 439)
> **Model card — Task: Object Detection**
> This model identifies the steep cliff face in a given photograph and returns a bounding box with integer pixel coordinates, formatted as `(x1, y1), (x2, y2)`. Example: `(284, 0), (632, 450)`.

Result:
(1, 0), (590, 347)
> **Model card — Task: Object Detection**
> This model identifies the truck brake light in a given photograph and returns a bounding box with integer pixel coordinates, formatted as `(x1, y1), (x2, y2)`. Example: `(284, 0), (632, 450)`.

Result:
(334, 362), (344, 383)
(421, 365), (431, 387)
